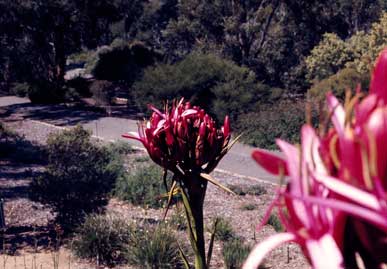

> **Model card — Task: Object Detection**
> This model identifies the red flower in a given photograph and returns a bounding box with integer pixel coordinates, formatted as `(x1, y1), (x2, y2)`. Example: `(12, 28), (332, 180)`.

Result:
(123, 98), (231, 174)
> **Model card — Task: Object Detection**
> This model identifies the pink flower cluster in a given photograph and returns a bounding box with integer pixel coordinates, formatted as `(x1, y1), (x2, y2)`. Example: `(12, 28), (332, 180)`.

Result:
(245, 49), (387, 268)
(123, 98), (230, 174)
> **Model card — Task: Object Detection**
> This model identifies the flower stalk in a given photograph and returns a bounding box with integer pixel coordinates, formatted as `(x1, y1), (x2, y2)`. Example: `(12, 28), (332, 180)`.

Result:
(123, 99), (235, 268)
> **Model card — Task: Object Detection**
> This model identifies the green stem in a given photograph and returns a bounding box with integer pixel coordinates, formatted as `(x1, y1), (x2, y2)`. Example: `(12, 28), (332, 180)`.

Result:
(181, 176), (208, 269)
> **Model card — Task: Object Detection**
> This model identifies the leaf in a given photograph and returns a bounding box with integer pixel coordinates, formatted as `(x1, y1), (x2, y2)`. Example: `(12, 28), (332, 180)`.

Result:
(178, 243), (191, 269)
(162, 180), (178, 220)
(200, 173), (235, 195)
(206, 218), (219, 268)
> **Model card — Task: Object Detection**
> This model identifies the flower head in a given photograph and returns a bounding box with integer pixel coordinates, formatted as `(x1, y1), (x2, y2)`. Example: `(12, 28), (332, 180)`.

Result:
(123, 98), (230, 174)
(245, 49), (387, 269)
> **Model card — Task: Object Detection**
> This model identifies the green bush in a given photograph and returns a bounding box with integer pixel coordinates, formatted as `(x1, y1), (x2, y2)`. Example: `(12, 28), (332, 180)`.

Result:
(169, 207), (187, 231)
(237, 100), (317, 149)
(28, 81), (65, 104)
(90, 39), (158, 86)
(66, 77), (92, 98)
(127, 225), (182, 269)
(213, 217), (235, 242)
(226, 184), (267, 196)
(30, 126), (123, 228)
(308, 67), (369, 102)
(113, 164), (172, 209)
(240, 203), (257, 211)
(222, 238), (251, 269)
(90, 80), (114, 106)
(267, 213), (283, 232)
(10, 82), (30, 97)
(133, 53), (269, 123)
(73, 214), (132, 265)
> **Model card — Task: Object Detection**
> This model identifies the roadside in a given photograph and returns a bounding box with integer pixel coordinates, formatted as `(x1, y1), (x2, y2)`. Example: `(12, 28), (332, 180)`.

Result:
(0, 96), (278, 184)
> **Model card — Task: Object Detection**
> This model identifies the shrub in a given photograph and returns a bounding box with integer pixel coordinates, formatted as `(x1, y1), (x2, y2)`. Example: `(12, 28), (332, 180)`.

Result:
(133, 53), (269, 123)
(113, 164), (172, 208)
(127, 225), (182, 269)
(169, 206), (187, 231)
(226, 184), (267, 196)
(308, 67), (370, 102)
(66, 77), (92, 98)
(90, 80), (114, 106)
(267, 213), (283, 232)
(90, 39), (159, 86)
(240, 203), (257, 211)
(10, 82), (30, 97)
(213, 217), (235, 242)
(227, 184), (246, 196)
(237, 100), (317, 149)
(305, 33), (353, 83)
(73, 214), (132, 265)
(30, 126), (122, 227)
(27, 81), (65, 104)
(222, 238), (251, 269)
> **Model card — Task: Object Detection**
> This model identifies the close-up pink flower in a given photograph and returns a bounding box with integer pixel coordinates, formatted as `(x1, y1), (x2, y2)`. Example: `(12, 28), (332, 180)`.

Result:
(244, 49), (387, 269)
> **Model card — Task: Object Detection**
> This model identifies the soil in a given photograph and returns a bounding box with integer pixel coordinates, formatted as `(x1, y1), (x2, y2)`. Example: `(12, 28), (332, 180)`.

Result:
(0, 117), (308, 269)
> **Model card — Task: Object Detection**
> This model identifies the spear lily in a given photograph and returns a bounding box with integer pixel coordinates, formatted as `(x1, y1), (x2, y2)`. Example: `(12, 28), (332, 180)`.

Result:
(244, 49), (387, 269)
(123, 99), (236, 269)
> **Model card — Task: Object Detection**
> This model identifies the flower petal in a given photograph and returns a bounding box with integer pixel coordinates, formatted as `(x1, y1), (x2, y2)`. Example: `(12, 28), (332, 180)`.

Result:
(306, 234), (344, 269)
(327, 92), (345, 135)
(242, 233), (296, 269)
(252, 149), (288, 175)
(370, 48), (387, 103)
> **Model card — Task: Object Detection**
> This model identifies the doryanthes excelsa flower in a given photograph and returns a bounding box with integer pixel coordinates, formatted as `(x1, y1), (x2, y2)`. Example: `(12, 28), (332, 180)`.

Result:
(244, 49), (387, 269)
(123, 98), (234, 269)
(316, 48), (387, 268)
(244, 125), (345, 269)
(122, 98), (231, 175)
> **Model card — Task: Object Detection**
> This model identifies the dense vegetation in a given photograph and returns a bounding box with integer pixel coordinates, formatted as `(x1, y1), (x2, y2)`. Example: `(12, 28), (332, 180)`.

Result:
(1, 0), (387, 147)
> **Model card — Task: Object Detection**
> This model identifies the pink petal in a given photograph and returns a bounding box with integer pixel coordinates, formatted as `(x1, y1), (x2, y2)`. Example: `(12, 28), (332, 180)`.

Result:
(355, 94), (378, 125)
(313, 174), (381, 211)
(306, 234), (344, 269)
(181, 109), (198, 117)
(370, 48), (387, 103)
(223, 115), (230, 137)
(252, 149), (288, 175)
(122, 132), (142, 142)
(290, 194), (387, 231)
(242, 233), (296, 269)
(276, 139), (300, 180)
(365, 107), (387, 188)
(148, 104), (165, 117)
(326, 92), (345, 135)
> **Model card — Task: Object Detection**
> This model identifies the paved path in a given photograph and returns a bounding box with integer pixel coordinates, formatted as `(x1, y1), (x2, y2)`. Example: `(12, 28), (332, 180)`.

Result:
(0, 96), (279, 184)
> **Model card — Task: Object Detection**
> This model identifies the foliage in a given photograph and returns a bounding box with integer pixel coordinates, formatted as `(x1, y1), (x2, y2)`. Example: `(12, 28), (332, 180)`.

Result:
(89, 39), (159, 85)
(213, 217), (235, 242)
(133, 53), (267, 122)
(73, 214), (132, 266)
(113, 164), (171, 209)
(169, 206), (187, 231)
(90, 80), (114, 106)
(222, 238), (251, 269)
(226, 184), (267, 196)
(10, 82), (30, 97)
(240, 203), (257, 211)
(66, 77), (92, 98)
(237, 100), (316, 149)
(308, 67), (369, 102)
(30, 126), (123, 227)
(305, 33), (353, 82)
(267, 213), (283, 232)
(127, 224), (182, 269)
